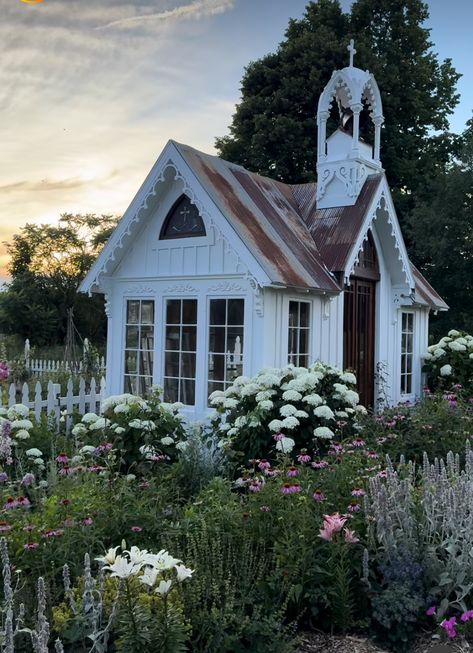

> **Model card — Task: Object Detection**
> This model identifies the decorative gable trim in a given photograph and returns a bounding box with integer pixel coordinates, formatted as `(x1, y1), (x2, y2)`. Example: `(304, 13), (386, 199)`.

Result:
(344, 180), (415, 292)
(80, 142), (270, 296)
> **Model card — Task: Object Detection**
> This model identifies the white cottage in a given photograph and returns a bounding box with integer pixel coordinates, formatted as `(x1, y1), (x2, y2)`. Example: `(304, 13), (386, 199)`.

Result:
(80, 48), (447, 416)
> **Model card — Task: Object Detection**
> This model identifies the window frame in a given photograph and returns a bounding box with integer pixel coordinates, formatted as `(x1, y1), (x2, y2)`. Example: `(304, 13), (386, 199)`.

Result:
(162, 298), (198, 406)
(206, 297), (245, 404)
(400, 310), (415, 397)
(122, 298), (155, 396)
(285, 298), (313, 368)
(159, 195), (206, 241)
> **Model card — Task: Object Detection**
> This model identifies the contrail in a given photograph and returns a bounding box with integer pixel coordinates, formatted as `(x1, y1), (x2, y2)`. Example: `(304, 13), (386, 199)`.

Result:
(95, 0), (234, 31)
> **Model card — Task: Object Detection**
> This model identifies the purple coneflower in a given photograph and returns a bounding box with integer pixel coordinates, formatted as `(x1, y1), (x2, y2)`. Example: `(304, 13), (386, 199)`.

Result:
(313, 490), (326, 502)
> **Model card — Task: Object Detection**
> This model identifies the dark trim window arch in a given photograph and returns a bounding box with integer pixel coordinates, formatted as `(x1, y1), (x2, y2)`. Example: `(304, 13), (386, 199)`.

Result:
(159, 195), (206, 240)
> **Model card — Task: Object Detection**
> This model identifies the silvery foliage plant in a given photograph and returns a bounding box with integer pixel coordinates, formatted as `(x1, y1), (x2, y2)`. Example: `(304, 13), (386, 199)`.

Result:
(365, 442), (473, 618)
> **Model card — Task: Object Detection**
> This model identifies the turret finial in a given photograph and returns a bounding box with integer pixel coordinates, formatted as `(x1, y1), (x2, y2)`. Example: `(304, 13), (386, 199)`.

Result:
(347, 39), (356, 67)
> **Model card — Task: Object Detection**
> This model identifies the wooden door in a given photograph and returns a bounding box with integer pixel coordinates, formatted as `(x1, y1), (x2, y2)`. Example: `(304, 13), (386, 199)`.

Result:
(343, 279), (376, 407)
(343, 232), (379, 408)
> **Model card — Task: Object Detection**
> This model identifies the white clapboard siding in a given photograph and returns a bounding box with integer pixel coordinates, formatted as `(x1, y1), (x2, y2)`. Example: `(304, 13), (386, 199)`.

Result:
(1, 376), (106, 431)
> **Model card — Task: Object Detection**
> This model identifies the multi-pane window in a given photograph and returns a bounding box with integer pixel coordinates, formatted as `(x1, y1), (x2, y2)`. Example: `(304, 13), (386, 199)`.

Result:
(288, 301), (311, 367)
(124, 300), (155, 395)
(164, 299), (197, 405)
(208, 299), (244, 401)
(401, 312), (414, 395)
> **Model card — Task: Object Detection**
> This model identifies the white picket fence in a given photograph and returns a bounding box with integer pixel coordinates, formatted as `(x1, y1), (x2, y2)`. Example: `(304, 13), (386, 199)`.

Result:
(1, 376), (106, 431)
(24, 338), (106, 376)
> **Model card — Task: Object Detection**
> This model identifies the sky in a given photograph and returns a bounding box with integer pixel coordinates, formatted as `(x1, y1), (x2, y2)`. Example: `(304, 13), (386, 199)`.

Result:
(1, 0), (473, 280)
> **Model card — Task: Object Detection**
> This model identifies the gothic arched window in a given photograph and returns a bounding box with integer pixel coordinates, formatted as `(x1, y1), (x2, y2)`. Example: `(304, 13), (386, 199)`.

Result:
(159, 195), (206, 240)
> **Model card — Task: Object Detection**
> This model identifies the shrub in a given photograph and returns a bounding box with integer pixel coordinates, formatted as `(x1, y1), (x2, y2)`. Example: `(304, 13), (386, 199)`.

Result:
(423, 329), (473, 395)
(210, 362), (366, 461)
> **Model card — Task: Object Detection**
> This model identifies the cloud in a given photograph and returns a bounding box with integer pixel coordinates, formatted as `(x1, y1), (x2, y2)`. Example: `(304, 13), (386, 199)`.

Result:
(0, 177), (95, 195)
(95, 0), (234, 31)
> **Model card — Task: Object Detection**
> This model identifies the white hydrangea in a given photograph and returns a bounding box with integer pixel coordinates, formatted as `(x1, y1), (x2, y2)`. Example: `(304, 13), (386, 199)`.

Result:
(160, 436), (174, 446)
(257, 373), (283, 387)
(282, 390), (303, 402)
(448, 329), (460, 337)
(7, 404), (29, 420)
(339, 372), (357, 385)
(335, 410), (348, 418)
(175, 441), (189, 452)
(219, 422), (231, 432)
(440, 364), (453, 377)
(15, 429), (30, 440)
(223, 398), (239, 409)
(294, 410), (309, 419)
(314, 426), (334, 439)
(256, 390), (275, 402)
(281, 416), (300, 430)
(72, 423), (88, 437)
(279, 404), (298, 418)
(115, 427), (126, 434)
(11, 419), (33, 430)
(433, 348), (446, 358)
(258, 400), (274, 411)
(268, 419), (284, 432)
(114, 404), (131, 414)
(314, 405), (335, 420)
(234, 416), (248, 428)
(209, 390), (225, 401)
(102, 394), (147, 412)
(26, 448), (42, 458)
(422, 352), (433, 360)
(89, 417), (110, 430)
(82, 412), (100, 424)
(448, 341), (466, 352)
(456, 337), (468, 346)
(355, 405), (368, 415)
(79, 445), (96, 454)
(344, 390), (360, 406)
(227, 427), (238, 437)
(275, 436), (295, 453)
(302, 394), (323, 407)
(333, 383), (348, 395)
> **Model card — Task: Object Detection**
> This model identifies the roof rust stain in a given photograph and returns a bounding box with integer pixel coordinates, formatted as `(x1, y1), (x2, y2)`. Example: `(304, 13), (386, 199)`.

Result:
(196, 157), (311, 289)
(231, 169), (337, 290)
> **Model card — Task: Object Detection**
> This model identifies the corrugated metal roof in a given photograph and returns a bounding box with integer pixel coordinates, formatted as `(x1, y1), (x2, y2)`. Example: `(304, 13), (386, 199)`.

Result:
(411, 264), (449, 311)
(301, 175), (383, 273)
(175, 142), (339, 292)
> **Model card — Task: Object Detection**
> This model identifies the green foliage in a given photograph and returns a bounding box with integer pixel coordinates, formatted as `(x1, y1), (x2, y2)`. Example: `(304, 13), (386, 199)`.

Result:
(216, 0), (460, 225)
(0, 213), (119, 346)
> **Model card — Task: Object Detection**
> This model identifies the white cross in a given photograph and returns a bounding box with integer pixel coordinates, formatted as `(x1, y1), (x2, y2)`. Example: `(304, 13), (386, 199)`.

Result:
(347, 39), (356, 67)
(179, 205), (191, 220)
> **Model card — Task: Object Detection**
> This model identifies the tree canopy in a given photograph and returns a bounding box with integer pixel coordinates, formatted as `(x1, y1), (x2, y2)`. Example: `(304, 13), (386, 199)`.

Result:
(0, 214), (119, 347)
(216, 0), (461, 221)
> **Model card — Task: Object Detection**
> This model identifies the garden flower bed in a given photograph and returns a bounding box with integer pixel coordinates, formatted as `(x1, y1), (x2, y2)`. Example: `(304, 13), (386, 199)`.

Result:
(0, 350), (473, 651)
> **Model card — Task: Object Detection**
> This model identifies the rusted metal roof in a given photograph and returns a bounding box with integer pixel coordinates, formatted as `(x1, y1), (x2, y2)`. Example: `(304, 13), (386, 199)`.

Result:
(300, 175), (383, 273)
(174, 142), (446, 310)
(411, 264), (448, 311)
(175, 142), (339, 292)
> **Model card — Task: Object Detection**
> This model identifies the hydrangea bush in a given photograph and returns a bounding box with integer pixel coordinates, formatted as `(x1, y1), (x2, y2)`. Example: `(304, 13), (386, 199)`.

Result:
(72, 387), (187, 469)
(423, 329), (473, 395)
(210, 362), (366, 460)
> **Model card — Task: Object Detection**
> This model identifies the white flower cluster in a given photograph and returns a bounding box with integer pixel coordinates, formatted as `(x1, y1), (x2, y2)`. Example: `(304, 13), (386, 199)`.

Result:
(97, 545), (193, 596)
(210, 361), (363, 443)
(0, 404), (34, 441)
(423, 330), (473, 381)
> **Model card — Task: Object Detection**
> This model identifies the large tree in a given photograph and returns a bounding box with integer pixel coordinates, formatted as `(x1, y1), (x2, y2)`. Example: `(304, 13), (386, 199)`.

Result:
(216, 0), (460, 221)
(0, 214), (118, 346)
(407, 120), (473, 337)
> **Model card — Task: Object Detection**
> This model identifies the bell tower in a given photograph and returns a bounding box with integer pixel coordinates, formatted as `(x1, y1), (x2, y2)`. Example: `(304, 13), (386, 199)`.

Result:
(316, 40), (384, 209)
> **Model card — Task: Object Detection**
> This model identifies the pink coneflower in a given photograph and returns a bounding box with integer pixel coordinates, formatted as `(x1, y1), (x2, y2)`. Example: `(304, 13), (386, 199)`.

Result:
(258, 459), (271, 471)
(351, 488), (366, 497)
(290, 484), (302, 493)
(265, 469), (281, 477)
(311, 460), (329, 469)
(260, 505), (270, 512)
(441, 616), (458, 639)
(344, 528), (360, 544)
(82, 517), (93, 526)
(287, 466), (300, 477)
(59, 466), (75, 477)
(366, 450), (379, 459)
(281, 483), (293, 495)
(131, 526), (142, 533)
(348, 501), (361, 513)
(24, 542), (39, 550)
(23, 524), (35, 532)
(378, 470), (388, 478)
(273, 432), (285, 442)
(17, 496), (30, 507)
(376, 437), (387, 445)
(0, 472), (8, 483)
(297, 450), (311, 464)
(88, 465), (105, 473)
(461, 609), (473, 623)
(0, 522), (11, 532)
(313, 490), (326, 502)
(149, 455), (167, 462)
(139, 481), (150, 489)
(63, 518), (75, 528)
(249, 481), (263, 493)
(4, 497), (18, 510)
(352, 438), (366, 448)
(41, 529), (64, 538)
(426, 606), (437, 616)
(329, 443), (344, 455)
(56, 453), (69, 464)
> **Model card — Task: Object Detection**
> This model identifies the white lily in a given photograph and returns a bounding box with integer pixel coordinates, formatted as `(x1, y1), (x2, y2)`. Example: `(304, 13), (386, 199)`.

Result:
(95, 546), (120, 565)
(139, 567), (159, 587)
(155, 579), (172, 596)
(175, 565), (194, 582)
(103, 555), (141, 579)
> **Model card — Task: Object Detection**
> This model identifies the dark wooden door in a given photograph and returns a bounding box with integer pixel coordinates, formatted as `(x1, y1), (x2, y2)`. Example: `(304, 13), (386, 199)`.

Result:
(343, 278), (376, 408)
